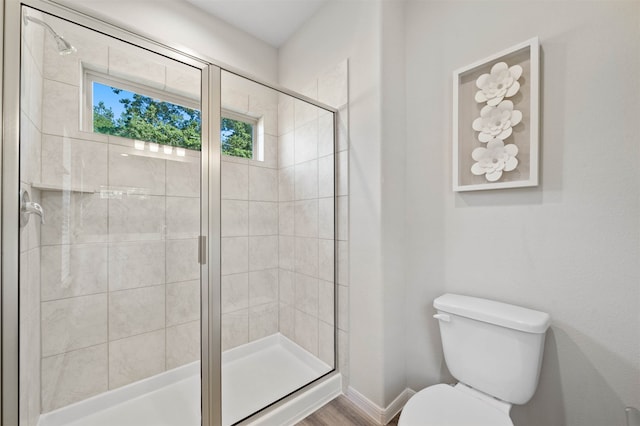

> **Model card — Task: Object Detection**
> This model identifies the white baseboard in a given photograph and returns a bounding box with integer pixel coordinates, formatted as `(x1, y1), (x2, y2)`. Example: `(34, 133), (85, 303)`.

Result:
(345, 386), (415, 425)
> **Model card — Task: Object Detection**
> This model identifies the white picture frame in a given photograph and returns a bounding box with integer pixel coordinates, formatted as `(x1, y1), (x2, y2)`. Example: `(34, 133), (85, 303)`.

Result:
(453, 37), (540, 192)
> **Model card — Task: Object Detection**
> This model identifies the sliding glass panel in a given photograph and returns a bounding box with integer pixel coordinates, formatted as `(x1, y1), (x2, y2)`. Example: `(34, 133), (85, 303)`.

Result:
(18, 7), (205, 425)
(220, 70), (335, 425)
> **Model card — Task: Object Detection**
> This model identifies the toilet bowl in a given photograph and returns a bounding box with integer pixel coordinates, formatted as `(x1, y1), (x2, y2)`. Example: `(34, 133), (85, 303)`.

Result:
(400, 384), (513, 426)
(399, 294), (550, 426)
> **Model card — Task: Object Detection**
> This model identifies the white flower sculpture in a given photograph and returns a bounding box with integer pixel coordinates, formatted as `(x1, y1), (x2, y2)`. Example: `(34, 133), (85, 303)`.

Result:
(472, 100), (522, 143)
(475, 62), (523, 106)
(471, 138), (518, 182)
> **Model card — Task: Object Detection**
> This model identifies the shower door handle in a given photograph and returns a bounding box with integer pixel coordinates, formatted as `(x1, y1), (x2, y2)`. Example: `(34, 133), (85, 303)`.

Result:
(20, 189), (45, 227)
(24, 201), (45, 224)
(198, 235), (206, 264)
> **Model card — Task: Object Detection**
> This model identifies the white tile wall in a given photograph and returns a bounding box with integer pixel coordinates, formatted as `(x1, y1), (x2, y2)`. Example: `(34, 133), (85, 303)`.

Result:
(109, 330), (165, 389)
(279, 236), (295, 271)
(249, 166), (278, 201)
(221, 162), (249, 200)
(318, 198), (335, 239)
(41, 135), (109, 190)
(108, 47), (166, 90)
(318, 280), (334, 325)
(294, 99), (318, 130)
(249, 303), (278, 340)
(249, 236), (279, 271)
(166, 238), (200, 283)
(318, 112), (335, 158)
(279, 167), (295, 202)
(41, 244), (108, 300)
(278, 132), (295, 168)
(278, 97), (294, 136)
(318, 155), (335, 198)
(222, 237), (249, 275)
(294, 237), (319, 277)
(318, 239), (335, 282)
(166, 157), (200, 197)
(166, 321), (200, 369)
(222, 200), (249, 237)
(41, 344), (108, 412)
(108, 196), (165, 242)
(41, 294), (107, 357)
(294, 310), (319, 356)
(279, 270), (295, 305)
(295, 273), (319, 317)
(294, 160), (319, 200)
(249, 269), (278, 306)
(279, 304), (295, 339)
(165, 65), (201, 99)
(222, 273), (249, 314)
(108, 241), (165, 291)
(109, 285), (165, 340)
(220, 73), (303, 349)
(318, 321), (335, 366)
(222, 310), (249, 351)
(294, 120), (318, 164)
(108, 146), (166, 196)
(276, 59), (348, 374)
(41, 192), (108, 245)
(166, 280), (200, 326)
(279, 202), (295, 236)
(166, 197), (200, 239)
(41, 79), (83, 139)
(248, 202), (278, 235)
(295, 200), (319, 238)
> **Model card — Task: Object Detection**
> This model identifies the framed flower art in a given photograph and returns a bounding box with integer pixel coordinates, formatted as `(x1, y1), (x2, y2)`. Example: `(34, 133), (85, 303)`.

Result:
(453, 38), (540, 191)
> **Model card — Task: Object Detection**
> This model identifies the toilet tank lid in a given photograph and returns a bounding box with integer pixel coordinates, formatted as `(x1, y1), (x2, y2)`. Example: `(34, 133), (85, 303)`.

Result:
(434, 294), (551, 334)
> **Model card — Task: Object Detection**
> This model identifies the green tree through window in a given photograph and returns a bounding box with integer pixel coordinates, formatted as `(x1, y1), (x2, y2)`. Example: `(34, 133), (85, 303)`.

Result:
(221, 117), (253, 159)
(93, 83), (254, 158)
(93, 83), (202, 151)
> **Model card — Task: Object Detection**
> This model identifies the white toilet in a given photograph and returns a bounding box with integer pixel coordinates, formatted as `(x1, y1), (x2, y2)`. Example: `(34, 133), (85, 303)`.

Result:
(399, 293), (550, 426)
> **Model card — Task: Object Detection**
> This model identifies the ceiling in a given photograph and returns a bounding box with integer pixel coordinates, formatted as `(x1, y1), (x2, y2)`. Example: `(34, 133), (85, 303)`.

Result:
(184, 0), (328, 47)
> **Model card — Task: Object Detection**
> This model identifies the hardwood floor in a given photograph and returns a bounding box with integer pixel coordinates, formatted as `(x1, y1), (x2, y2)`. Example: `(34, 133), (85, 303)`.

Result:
(296, 396), (401, 426)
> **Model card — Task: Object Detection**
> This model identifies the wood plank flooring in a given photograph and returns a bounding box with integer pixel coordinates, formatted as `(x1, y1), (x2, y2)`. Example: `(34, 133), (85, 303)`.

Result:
(296, 396), (401, 426)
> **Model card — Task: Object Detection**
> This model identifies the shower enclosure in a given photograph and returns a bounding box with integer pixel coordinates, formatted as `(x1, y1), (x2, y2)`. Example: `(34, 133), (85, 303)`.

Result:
(2, 1), (339, 425)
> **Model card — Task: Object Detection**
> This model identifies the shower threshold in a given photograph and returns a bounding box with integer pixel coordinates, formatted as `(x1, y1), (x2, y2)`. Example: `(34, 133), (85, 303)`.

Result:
(37, 333), (331, 426)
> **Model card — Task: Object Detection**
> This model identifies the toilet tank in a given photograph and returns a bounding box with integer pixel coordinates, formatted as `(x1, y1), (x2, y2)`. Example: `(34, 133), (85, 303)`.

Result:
(434, 294), (551, 405)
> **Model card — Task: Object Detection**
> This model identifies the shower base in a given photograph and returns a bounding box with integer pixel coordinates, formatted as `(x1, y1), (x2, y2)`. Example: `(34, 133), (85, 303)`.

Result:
(37, 333), (336, 426)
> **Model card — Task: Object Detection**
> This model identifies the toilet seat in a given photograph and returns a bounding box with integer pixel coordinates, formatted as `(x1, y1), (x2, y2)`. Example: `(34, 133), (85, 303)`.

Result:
(399, 384), (514, 426)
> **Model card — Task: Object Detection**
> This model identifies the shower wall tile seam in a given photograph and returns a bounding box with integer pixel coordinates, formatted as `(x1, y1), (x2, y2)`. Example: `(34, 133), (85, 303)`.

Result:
(22, 112), (43, 137)
(40, 339), (106, 362)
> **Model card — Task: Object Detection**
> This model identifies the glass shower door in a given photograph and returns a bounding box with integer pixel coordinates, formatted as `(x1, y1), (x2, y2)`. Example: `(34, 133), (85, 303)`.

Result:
(219, 71), (336, 425)
(17, 6), (209, 425)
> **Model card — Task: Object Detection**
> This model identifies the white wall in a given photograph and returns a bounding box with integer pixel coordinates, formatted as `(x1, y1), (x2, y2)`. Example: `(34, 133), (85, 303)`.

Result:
(404, 2), (640, 426)
(58, 0), (278, 82)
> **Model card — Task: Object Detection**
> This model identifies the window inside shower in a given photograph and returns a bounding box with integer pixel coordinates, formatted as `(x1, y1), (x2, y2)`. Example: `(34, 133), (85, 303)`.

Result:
(89, 78), (202, 151)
